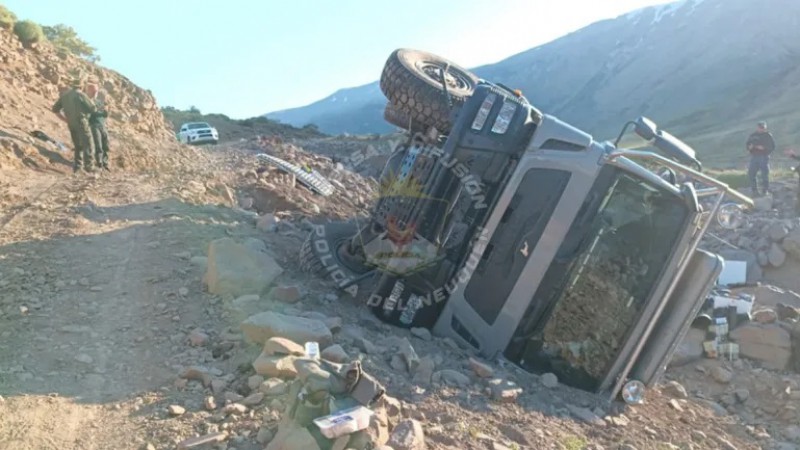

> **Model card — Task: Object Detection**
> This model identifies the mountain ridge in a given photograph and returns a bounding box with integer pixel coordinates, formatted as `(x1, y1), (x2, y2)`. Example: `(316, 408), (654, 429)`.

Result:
(265, 0), (800, 168)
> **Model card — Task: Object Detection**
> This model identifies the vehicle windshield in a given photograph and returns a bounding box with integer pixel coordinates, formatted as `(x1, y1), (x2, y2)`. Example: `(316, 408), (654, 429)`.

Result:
(187, 123), (211, 129)
(507, 166), (690, 391)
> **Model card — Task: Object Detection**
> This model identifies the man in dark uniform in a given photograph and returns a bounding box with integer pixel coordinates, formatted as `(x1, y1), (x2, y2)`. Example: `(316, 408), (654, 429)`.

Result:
(86, 80), (111, 170)
(745, 121), (776, 197)
(52, 75), (97, 172)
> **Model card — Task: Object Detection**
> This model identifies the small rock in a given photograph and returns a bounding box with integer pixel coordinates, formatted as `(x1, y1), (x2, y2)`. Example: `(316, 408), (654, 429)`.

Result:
(263, 337), (305, 356)
(398, 338), (420, 372)
(390, 355), (406, 372)
(188, 329), (209, 346)
(242, 392), (265, 406)
(248, 375), (265, 391)
(435, 369), (470, 387)
(769, 222), (789, 241)
(260, 378), (289, 396)
(540, 372), (559, 389)
(253, 354), (299, 378)
(322, 316), (342, 333)
(752, 309), (778, 324)
(387, 419), (426, 450)
(497, 424), (532, 446)
(176, 432), (228, 449)
(321, 344), (349, 363)
(662, 380), (688, 398)
(412, 356), (435, 386)
(256, 426), (274, 444)
(468, 357), (494, 378)
(75, 354), (93, 364)
(710, 366), (733, 384)
(691, 430), (707, 442)
(382, 395), (403, 417)
(784, 425), (800, 441)
(178, 287), (189, 296)
(256, 213), (279, 232)
(211, 379), (228, 395)
(489, 379), (523, 403)
(769, 243), (787, 267)
(205, 396), (217, 411)
(224, 403), (248, 415)
(668, 399), (684, 412)
(181, 367), (213, 387)
(735, 388), (750, 402)
(567, 404), (605, 426)
(270, 285), (301, 304)
(168, 405), (186, 416)
(410, 327), (432, 341)
(717, 437), (738, 450)
(356, 337), (378, 354)
(225, 392), (244, 403)
(241, 311), (332, 347)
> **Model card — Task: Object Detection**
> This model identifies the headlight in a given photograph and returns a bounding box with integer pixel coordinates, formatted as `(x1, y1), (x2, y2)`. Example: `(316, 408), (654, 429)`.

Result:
(717, 203), (744, 229)
(621, 379), (645, 405)
(491, 100), (517, 134)
(471, 94), (496, 131)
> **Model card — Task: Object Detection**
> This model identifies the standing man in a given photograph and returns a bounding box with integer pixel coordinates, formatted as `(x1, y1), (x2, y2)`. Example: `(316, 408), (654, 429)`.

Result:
(745, 121), (776, 197)
(86, 80), (111, 170)
(52, 75), (97, 173)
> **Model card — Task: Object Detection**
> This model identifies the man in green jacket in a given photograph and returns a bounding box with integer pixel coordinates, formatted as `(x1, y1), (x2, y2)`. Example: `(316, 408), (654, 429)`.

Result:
(86, 80), (111, 170)
(52, 78), (97, 172)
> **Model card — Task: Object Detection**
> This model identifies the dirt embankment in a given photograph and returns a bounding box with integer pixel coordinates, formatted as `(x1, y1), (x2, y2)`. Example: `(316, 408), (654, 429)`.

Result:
(0, 26), (195, 173)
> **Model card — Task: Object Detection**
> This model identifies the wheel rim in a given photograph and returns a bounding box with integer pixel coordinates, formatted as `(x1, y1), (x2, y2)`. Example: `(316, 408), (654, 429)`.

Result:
(415, 61), (473, 93)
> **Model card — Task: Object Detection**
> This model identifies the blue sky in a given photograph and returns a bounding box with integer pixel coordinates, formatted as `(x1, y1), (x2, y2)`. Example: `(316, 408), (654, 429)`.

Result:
(5, 0), (670, 119)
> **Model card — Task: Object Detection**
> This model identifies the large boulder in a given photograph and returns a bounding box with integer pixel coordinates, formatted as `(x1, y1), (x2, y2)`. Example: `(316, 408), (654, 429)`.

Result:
(769, 243), (788, 268)
(241, 311), (332, 347)
(730, 323), (792, 370)
(783, 229), (800, 260)
(669, 328), (706, 367)
(769, 222), (790, 242)
(205, 237), (283, 297)
(387, 419), (426, 450)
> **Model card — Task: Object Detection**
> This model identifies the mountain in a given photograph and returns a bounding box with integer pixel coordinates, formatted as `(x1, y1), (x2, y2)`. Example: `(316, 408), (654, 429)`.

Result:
(266, 0), (800, 167)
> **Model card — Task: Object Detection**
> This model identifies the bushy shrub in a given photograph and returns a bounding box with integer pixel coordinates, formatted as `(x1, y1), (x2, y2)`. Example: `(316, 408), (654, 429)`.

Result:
(43, 24), (99, 61)
(13, 20), (44, 45)
(0, 5), (16, 29)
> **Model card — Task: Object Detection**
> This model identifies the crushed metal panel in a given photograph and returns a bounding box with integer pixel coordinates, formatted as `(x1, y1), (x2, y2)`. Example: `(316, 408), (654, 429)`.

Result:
(256, 153), (335, 197)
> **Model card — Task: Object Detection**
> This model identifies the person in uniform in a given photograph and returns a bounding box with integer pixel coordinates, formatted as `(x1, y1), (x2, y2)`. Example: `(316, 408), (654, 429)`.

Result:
(85, 80), (111, 170)
(52, 74), (97, 173)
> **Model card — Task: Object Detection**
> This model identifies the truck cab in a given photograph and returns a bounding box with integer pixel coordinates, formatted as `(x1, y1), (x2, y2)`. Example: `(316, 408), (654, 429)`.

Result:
(301, 73), (751, 402)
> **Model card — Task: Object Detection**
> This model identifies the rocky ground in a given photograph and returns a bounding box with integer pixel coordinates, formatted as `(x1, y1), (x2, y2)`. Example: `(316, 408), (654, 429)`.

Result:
(3, 131), (800, 450)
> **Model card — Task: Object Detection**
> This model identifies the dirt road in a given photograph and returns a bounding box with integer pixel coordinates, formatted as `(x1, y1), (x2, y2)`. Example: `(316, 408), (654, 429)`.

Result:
(0, 168), (262, 449)
(0, 151), (788, 450)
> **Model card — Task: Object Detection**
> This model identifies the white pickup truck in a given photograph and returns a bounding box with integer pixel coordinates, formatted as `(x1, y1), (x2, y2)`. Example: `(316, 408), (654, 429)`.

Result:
(178, 122), (219, 145)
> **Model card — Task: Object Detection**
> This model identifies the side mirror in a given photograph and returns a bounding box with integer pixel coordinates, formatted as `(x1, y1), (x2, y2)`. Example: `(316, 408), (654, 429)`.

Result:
(634, 117), (658, 141)
(653, 129), (698, 168)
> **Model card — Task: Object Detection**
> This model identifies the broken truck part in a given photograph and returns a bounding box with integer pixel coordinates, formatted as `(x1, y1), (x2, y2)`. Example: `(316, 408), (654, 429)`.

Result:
(299, 48), (753, 402)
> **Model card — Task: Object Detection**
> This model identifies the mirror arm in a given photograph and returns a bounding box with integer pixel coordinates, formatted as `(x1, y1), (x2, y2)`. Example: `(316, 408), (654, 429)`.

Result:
(614, 121), (637, 147)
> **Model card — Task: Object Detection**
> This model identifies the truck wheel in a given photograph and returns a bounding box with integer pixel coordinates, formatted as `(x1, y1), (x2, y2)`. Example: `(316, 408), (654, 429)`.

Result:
(380, 49), (478, 133)
(383, 103), (427, 133)
(299, 220), (372, 281)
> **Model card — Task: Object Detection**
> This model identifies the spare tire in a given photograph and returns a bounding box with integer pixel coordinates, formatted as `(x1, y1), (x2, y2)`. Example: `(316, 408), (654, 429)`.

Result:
(380, 49), (478, 133)
(383, 102), (427, 133)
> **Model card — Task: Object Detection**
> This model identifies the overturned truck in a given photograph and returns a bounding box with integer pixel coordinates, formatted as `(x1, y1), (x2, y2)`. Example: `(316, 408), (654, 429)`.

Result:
(300, 49), (753, 401)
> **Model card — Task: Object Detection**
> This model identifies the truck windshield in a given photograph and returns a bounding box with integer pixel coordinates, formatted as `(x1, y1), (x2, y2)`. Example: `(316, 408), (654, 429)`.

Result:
(187, 123), (211, 129)
(506, 166), (689, 391)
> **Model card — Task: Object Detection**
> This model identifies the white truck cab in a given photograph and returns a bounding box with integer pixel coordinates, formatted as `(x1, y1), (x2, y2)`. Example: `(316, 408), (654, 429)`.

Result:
(178, 122), (219, 145)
